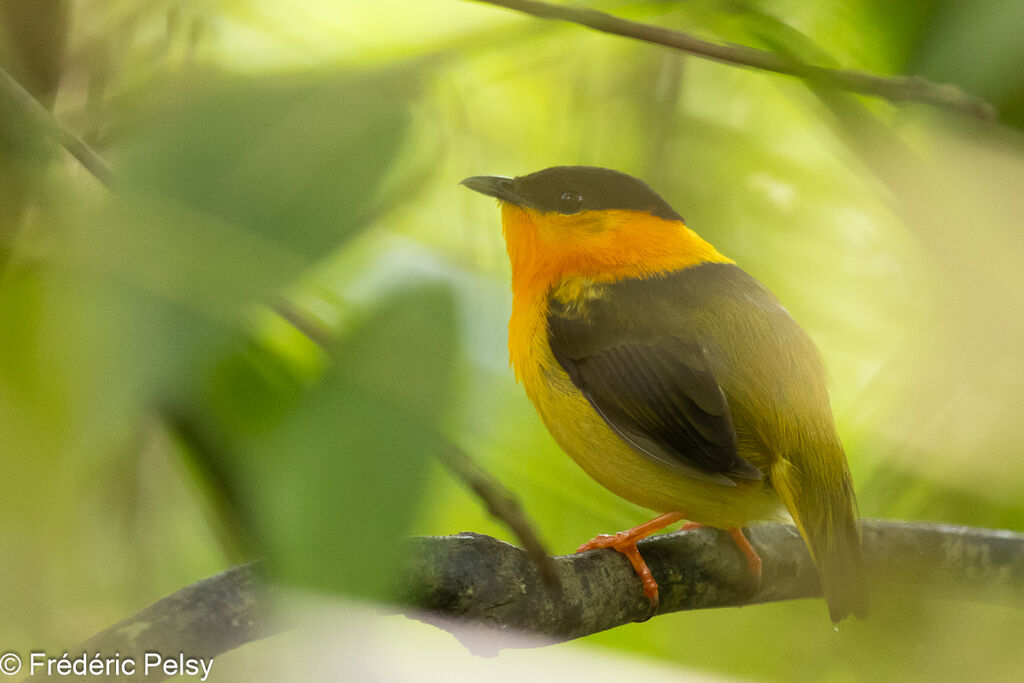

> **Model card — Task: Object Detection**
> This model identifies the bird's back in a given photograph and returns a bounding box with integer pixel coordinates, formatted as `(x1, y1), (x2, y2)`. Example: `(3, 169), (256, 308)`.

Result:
(546, 262), (869, 620)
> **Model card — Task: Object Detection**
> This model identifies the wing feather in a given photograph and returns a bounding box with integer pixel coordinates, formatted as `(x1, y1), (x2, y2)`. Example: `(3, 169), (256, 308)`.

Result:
(548, 274), (763, 484)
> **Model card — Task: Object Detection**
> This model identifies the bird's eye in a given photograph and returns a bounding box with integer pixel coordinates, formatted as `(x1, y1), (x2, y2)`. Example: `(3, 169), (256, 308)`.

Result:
(557, 191), (584, 214)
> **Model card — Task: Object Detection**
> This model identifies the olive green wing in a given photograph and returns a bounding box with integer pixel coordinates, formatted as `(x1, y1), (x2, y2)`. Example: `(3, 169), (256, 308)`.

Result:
(547, 275), (763, 486)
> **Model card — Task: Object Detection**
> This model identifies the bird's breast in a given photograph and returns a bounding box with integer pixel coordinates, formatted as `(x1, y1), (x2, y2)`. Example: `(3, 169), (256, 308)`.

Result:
(507, 274), (786, 526)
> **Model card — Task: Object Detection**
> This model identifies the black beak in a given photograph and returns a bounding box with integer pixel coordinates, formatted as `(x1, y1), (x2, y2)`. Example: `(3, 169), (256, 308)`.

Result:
(460, 175), (522, 205)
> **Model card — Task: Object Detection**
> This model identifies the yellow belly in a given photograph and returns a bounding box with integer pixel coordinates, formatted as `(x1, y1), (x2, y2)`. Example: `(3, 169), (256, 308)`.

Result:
(522, 338), (787, 529)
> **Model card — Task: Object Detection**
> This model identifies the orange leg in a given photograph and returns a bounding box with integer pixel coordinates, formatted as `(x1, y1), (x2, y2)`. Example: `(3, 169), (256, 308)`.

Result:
(681, 523), (762, 581)
(727, 527), (763, 580)
(576, 512), (685, 610)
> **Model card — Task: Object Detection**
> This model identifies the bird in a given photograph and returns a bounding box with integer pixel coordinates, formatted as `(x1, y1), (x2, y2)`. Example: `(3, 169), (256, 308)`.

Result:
(461, 165), (868, 622)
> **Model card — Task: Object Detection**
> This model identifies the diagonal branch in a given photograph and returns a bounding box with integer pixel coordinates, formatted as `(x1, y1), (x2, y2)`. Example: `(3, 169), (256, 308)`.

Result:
(468, 0), (996, 120)
(0, 66), (113, 186)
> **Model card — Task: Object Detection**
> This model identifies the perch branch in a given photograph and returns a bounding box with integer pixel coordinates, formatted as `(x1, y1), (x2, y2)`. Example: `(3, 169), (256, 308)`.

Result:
(403, 519), (1024, 650)
(468, 0), (996, 120)
(41, 519), (1024, 672)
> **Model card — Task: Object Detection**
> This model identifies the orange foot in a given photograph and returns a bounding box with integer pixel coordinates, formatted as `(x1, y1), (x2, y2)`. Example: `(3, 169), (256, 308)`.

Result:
(576, 512), (685, 610)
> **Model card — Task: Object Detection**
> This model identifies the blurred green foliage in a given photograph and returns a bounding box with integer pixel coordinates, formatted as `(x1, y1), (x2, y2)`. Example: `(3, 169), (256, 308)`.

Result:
(2, 0), (1024, 681)
(195, 284), (457, 598)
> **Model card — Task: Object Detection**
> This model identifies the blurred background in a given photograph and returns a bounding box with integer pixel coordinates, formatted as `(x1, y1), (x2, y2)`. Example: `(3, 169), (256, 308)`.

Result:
(2, 0), (1023, 680)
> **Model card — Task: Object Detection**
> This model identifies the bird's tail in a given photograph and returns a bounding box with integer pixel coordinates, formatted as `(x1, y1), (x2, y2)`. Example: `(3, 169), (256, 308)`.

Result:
(771, 448), (869, 622)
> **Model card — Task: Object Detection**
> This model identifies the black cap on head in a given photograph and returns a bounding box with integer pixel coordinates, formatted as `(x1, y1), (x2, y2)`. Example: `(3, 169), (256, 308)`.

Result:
(461, 166), (683, 221)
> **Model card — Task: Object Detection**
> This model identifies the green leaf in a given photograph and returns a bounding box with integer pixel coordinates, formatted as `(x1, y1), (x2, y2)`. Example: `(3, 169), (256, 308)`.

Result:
(113, 64), (419, 260)
(200, 283), (459, 598)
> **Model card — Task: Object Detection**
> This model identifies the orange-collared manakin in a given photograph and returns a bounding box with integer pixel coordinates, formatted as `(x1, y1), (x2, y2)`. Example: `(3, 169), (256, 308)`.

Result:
(462, 166), (868, 622)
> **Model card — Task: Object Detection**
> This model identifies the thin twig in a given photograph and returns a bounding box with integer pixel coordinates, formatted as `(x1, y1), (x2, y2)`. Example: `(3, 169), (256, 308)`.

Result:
(271, 298), (337, 352)
(468, 0), (996, 120)
(0, 66), (114, 186)
(438, 446), (559, 586)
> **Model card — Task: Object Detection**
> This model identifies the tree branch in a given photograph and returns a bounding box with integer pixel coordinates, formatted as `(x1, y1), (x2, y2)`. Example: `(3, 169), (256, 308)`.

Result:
(468, 0), (996, 120)
(403, 520), (1024, 650)
(22, 563), (277, 683)
(41, 520), (1024, 673)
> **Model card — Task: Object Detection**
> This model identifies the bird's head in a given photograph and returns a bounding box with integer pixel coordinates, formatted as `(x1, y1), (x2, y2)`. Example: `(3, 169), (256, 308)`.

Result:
(462, 166), (728, 284)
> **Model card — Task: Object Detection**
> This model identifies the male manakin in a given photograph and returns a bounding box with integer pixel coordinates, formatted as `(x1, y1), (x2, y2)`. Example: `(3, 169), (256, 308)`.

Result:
(462, 166), (868, 622)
